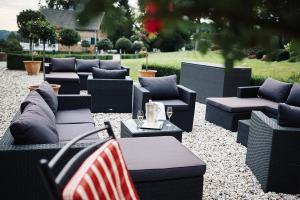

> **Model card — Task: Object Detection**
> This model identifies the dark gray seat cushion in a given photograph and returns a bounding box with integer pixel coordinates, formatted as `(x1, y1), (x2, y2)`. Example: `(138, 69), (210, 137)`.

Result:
(286, 83), (300, 107)
(206, 97), (279, 113)
(36, 81), (58, 114)
(278, 103), (300, 128)
(76, 59), (99, 72)
(10, 104), (58, 144)
(92, 67), (127, 79)
(153, 99), (189, 111)
(21, 91), (56, 123)
(45, 72), (79, 82)
(258, 78), (292, 103)
(57, 123), (97, 141)
(55, 109), (94, 124)
(139, 75), (179, 100)
(118, 136), (206, 182)
(51, 57), (76, 72)
(100, 60), (122, 70)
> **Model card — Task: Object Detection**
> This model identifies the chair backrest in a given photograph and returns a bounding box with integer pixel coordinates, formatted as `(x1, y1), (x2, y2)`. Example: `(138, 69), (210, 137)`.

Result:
(62, 139), (139, 200)
(39, 121), (136, 200)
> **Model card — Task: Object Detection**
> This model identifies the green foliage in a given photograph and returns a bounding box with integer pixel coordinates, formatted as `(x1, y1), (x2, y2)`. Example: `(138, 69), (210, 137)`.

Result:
(142, 64), (181, 83)
(59, 29), (80, 47)
(131, 41), (144, 52)
(46, 0), (77, 9)
(116, 37), (132, 53)
(17, 10), (45, 41)
(81, 40), (90, 48)
(121, 54), (146, 59)
(276, 50), (290, 61)
(7, 32), (21, 42)
(0, 39), (22, 52)
(27, 20), (56, 44)
(96, 38), (113, 51)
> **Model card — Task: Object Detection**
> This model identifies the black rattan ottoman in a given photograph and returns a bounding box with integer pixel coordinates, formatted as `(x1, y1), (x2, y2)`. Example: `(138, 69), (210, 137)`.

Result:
(237, 119), (251, 147)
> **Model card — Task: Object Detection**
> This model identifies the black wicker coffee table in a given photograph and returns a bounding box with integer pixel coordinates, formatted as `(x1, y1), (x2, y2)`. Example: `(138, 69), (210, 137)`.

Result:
(121, 119), (183, 142)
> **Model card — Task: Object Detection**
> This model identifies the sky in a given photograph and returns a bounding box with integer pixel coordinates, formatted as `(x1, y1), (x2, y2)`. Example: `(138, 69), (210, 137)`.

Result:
(0, 0), (138, 31)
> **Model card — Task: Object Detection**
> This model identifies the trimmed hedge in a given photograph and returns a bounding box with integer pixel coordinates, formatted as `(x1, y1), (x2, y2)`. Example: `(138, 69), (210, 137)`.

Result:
(121, 54), (146, 59)
(7, 53), (112, 70)
(142, 64), (181, 83)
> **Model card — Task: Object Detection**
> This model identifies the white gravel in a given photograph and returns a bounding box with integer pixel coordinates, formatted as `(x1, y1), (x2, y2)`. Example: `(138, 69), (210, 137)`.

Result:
(0, 62), (299, 200)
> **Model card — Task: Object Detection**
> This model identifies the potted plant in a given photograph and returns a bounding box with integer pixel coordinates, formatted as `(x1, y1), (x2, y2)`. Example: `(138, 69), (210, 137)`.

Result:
(27, 19), (56, 79)
(138, 48), (157, 77)
(17, 10), (45, 75)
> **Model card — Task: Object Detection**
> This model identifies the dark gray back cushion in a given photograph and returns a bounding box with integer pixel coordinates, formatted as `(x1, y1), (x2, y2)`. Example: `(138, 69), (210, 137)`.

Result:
(100, 60), (122, 70)
(36, 81), (58, 114)
(10, 104), (58, 144)
(76, 59), (99, 72)
(21, 91), (56, 123)
(286, 83), (300, 107)
(278, 103), (300, 128)
(51, 57), (76, 72)
(139, 75), (179, 100)
(258, 78), (292, 102)
(92, 67), (126, 79)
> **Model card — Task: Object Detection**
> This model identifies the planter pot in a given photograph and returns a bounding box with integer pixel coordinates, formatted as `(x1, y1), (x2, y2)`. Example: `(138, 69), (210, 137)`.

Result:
(138, 70), (157, 77)
(23, 61), (42, 75)
(28, 84), (61, 94)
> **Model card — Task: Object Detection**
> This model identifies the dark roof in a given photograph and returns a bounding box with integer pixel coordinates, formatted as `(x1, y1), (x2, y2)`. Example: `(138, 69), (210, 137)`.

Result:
(40, 9), (103, 31)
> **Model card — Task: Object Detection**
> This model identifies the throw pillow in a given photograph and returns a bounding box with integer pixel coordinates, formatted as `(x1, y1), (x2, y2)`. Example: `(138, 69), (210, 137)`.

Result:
(21, 91), (56, 123)
(36, 81), (58, 114)
(51, 57), (76, 72)
(258, 78), (292, 102)
(10, 104), (59, 144)
(76, 59), (99, 72)
(139, 75), (179, 100)
(92, 67), (127, 79)
(100, 60), (122, 70)
(278, 103), (300, 128)
(286, 83), (300, 107)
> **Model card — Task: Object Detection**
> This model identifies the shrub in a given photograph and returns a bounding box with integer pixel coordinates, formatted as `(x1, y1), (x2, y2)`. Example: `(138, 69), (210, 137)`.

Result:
(255, 50), (265, 59)
(59, 29), (80, 53)
(115, 37), (132, 53)
(131, 41), (144, 52)
(81, 40), (90, 48)
(96, 38), (113, 51)
(121, 54), (146, 59)
(276, 50), (290, 61)
(142, 64), (181, 83)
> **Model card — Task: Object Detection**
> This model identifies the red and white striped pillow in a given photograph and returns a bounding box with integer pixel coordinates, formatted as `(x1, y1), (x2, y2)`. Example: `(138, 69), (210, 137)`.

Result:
(62, 139), (139, 200)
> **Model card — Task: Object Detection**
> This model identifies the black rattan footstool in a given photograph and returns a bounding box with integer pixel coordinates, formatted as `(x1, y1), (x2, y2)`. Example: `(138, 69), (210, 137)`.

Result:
(237, 119), (251, 147)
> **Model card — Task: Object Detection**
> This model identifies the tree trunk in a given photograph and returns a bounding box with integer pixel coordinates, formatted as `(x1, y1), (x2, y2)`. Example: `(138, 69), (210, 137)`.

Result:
(43, 41), (46, 81)
(30, 39), (33, 61)
(69, 46), (71, 55)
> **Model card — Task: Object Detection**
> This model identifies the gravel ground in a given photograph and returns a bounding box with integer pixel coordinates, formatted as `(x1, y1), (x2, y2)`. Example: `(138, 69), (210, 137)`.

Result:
(0, 62), (299, 200)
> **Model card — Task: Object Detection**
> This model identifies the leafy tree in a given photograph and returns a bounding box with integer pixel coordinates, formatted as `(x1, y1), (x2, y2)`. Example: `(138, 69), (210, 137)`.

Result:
(0, 39), (22, 52)
(27, 19), (56, 78)
(77, 0), (300, 68)
(7, 32), (22, 42)
(46, 0), (77, 9)
(132, 41), (144, 52)
(17, 10), (45, 53)
(59, 29), (80, 54)
(81, 40), (90, 52)
(115, 37), (132, 53)
(96, 38), (113, 51)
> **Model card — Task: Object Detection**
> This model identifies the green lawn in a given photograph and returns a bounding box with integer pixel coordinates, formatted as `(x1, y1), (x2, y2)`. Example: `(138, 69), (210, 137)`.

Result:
(121, 51), (300, 82)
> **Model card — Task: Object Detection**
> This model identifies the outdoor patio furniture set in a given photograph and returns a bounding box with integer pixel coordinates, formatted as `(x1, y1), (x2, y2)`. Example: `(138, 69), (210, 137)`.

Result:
(0, 60), (203, 199)
(205, 78), (300, 194)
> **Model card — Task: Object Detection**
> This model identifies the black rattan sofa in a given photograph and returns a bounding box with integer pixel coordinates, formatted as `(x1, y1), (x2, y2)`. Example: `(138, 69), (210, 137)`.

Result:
(205, 78), (293, 131)
(87, 74), (133, 113)
(45, 58), (130, 94)
(132, 75), (196, 132)
(0, 87), (206, 199)
(246, 111), (300, 194)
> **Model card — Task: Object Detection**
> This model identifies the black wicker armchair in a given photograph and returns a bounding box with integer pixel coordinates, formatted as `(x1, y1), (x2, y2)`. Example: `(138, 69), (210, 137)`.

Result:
(132, 84), (196, 132)
(246, 111), (300, 194)
(87, 75), (133, 113)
